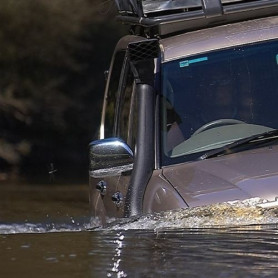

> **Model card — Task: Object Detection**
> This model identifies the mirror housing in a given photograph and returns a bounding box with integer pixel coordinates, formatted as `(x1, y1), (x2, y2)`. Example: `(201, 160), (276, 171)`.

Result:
(89, 138), (134, 178)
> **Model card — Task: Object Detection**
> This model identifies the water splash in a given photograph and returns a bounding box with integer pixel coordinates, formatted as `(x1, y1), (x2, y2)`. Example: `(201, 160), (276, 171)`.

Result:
(2, 198), (278, 234)
(99, 198), (278, 231)
(0, 217), (91, 235)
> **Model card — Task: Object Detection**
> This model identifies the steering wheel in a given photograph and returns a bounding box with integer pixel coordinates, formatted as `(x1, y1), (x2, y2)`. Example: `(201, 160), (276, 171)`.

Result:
(193, 119), (245, 135)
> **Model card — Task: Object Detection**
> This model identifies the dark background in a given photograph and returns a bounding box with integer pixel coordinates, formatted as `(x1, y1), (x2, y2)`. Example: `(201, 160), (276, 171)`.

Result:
(0, 0), (128, 184)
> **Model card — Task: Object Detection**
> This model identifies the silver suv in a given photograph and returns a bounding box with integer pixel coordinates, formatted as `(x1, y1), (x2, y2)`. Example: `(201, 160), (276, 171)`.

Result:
(89, 0), (278, 224)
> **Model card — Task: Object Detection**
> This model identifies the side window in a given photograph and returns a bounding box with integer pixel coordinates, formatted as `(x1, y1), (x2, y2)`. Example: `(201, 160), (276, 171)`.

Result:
(117, 64), (138, 152)
(103, 51), (126, 138)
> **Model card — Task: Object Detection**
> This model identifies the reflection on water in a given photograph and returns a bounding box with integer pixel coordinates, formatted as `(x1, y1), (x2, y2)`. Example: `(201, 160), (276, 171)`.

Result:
(1, 226), (278, 278)
(1, 184), (278, 277)
(0, 184), (90, 223)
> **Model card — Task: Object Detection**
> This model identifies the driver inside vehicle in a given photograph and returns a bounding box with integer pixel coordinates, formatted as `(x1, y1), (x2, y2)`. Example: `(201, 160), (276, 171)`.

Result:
(197, 69), (237, 122)
(166, 66), (240, 153)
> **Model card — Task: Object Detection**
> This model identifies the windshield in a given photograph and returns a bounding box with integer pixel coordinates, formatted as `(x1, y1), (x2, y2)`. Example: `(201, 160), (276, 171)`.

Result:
(161, 39), (278, 165)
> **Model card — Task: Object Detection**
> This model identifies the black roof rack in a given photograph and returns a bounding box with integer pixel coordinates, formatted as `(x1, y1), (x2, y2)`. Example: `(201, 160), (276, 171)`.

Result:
(114, 0), (278, 36)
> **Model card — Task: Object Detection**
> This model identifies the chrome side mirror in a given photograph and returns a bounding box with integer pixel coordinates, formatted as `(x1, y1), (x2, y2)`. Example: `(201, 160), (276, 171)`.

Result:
(89, 138), (133, 178)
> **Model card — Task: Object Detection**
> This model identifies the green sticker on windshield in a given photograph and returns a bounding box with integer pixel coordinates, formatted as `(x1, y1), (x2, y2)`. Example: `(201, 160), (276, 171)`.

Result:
(179, 57), (208, 67)
(276, 54), (278, 65)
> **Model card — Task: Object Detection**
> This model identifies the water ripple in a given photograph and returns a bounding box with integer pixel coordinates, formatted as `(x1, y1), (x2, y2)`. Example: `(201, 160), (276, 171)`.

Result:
(0, 217), (91, 234)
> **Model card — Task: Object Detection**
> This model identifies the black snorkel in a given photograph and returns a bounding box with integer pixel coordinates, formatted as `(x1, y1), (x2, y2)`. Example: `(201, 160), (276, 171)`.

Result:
(124, 39), (159, 217)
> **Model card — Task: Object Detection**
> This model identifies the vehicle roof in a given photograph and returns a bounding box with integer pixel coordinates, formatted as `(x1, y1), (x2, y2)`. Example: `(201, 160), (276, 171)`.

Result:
(160, 15), (278, 62)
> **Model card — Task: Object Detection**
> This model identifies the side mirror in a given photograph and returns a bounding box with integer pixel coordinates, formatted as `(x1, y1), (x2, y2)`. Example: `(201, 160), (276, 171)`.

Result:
(89, 138), (133, 178)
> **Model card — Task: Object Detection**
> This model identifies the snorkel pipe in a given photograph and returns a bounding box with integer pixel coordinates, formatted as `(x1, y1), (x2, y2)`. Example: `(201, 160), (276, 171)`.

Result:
(124, 39), (159, 217)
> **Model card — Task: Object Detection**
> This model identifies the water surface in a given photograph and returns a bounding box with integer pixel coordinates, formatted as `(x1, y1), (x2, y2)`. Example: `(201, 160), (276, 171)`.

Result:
(1, 184), (278, 277)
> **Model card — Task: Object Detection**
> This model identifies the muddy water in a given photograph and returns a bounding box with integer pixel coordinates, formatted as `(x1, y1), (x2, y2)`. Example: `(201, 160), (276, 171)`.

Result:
(1, 184), (278, 277)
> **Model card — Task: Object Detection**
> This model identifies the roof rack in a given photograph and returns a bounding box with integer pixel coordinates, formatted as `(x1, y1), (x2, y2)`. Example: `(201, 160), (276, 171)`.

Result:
(114, 0), (278, 36)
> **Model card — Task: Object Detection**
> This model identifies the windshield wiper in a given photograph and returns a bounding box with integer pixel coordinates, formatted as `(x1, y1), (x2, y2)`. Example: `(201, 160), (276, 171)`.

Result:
(199, 129), (278, 160)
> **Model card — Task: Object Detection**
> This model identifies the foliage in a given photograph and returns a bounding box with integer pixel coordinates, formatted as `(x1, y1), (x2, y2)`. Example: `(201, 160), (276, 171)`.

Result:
(0, 0), (127, 182)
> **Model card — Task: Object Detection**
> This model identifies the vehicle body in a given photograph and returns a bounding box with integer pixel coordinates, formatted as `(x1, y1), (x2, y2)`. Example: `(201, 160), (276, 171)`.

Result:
(89, 0), (278, 224)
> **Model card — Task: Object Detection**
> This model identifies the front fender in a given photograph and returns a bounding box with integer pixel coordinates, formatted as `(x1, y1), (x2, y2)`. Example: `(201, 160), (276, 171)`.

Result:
(143, 169), (188, 214)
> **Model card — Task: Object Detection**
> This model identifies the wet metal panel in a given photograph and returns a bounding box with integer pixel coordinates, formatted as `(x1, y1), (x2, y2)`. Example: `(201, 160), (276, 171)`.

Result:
(160, 16), (278, 62)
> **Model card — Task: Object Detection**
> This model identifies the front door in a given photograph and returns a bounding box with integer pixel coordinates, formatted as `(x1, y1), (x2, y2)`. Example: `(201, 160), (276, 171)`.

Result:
(90, 49), (137, 220)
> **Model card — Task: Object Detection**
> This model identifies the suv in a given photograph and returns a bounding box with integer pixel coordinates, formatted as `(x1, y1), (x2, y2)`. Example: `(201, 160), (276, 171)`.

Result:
(89, 0), (278, 224)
